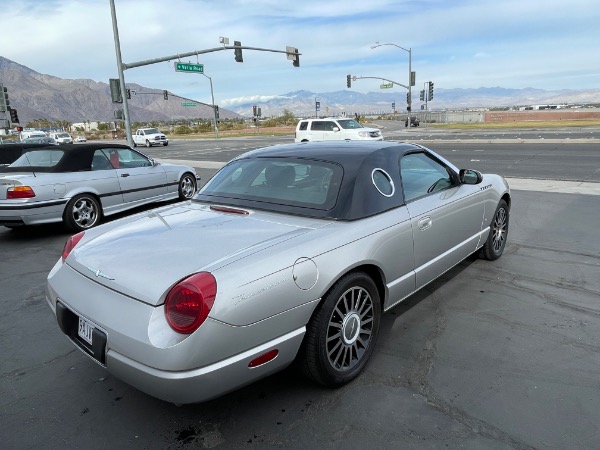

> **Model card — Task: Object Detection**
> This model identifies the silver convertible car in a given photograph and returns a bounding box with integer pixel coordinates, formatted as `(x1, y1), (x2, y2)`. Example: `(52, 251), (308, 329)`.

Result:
(0, 143), (198, 231)
(47, 141), (510, 404)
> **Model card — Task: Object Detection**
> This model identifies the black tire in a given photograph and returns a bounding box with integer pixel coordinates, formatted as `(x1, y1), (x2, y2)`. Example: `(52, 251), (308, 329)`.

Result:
(145, 140), (151, 148)
(300, 272), (381, 387)
(133, 141), (137, 147)
(481, 199), (509, 260)
(178, 173), (197, 200)
(163, 142), (169, 146)
(64, 194), (101, 232)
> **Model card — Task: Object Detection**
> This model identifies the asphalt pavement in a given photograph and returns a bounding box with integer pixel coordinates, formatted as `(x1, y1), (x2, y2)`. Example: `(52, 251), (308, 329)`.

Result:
(1, 133), (599, 449)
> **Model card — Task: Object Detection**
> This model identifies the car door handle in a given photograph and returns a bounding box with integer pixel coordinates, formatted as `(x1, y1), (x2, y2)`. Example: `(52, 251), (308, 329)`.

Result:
(120, 173), (130, 177)
(418, 216), (432, 230)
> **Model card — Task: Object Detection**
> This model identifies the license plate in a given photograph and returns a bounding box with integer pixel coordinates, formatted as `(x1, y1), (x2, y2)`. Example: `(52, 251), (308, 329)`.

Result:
(78, 316), (94, 345)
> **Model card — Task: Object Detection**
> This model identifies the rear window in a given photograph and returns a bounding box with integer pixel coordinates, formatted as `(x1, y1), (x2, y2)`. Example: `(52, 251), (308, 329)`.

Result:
(298, 121), (309, 131)
(196, 157), (343, 211)
(9, 149), (64, 168)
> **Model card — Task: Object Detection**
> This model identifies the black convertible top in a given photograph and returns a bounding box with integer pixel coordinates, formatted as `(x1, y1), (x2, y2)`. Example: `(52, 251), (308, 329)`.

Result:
(0, 143), (133, 173)
(195, 141), (431, 220)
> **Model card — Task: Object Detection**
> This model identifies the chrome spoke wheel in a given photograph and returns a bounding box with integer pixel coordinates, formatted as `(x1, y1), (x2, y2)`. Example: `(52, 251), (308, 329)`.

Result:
(179, 174), (197, 199)
(492, 207), (507, 253)
(326, 286), (375, 372)
(65, 194), (101, 231)
(72, 198), (98, 228)
(481, 199), (509, 261)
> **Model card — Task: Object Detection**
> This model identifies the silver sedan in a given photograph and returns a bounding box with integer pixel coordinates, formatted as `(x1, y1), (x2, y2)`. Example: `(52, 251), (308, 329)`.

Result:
(0, 143), (198, 231)
(46, 141), (510, 404)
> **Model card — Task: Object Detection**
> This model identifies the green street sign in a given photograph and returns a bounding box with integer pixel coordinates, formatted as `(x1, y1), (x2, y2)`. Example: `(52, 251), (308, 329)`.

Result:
(380, 83), (393, 89)
(174, 62), (204, 73)
(181, 102), (197, 106)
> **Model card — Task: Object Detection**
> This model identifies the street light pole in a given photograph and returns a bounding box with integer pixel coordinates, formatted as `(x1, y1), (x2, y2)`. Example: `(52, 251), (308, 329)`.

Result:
(371, 42), (412, 127)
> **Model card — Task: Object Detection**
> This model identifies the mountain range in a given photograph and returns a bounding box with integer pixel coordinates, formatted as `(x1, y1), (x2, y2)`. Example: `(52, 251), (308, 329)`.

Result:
(2, 56), (599, 125)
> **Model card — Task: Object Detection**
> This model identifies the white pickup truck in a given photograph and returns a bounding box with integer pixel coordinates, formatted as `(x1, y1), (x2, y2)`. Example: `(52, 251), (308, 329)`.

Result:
(132, 128), (169, 147)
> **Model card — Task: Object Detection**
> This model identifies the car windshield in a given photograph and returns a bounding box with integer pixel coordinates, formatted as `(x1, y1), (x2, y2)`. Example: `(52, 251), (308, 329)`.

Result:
(337, 119), (364, 129)
(144, 128), (160, 134)
(57, 133), (70, 138)
(197, 157), (343, 211)
(9, 149), (65, 168)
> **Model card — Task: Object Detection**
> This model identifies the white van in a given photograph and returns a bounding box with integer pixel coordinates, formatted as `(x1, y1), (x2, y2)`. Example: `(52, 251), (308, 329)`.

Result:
(295, 118), (383, 142)
(49, 132), (73, 144)
(20, 130), (47, 140)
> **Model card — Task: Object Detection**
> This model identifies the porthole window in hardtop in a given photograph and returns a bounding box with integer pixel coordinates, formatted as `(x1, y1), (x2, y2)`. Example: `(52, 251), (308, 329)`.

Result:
(372, 169), (395, 197)
(400, 152), (454, 202)
(199, 158), (343, 211)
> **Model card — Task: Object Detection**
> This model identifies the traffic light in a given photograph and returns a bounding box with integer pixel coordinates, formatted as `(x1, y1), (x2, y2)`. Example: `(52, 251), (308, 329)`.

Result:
(347, 74), (351, 88)
(9, 108), (19, 124)
(419, 90), (425, 101)
(234, 41), (243, 63)
(428, 82), (434, 101)
(392, 102), (395, 110)
(126, 89), (131, 99)
(406, 92), (411, 104)
(163, 90), (169, 100)
(253, 105), (257, 116)
(109, 78), (122, 103)
(257, 107), (262, 117)
(0, 84), (9, 112)
(214, 105), (219, 119)
(287, 47), (300, 67)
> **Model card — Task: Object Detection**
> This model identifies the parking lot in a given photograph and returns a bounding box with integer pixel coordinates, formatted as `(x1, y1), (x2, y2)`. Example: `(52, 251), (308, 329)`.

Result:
(1, 135), (599, 449)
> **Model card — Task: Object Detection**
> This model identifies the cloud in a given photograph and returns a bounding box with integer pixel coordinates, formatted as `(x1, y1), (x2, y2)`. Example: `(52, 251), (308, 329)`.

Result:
(1, 0), (598, 102)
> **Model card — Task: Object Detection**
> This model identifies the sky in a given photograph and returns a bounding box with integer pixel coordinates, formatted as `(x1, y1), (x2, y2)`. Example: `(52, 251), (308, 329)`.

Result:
(2, 0), (599, 108)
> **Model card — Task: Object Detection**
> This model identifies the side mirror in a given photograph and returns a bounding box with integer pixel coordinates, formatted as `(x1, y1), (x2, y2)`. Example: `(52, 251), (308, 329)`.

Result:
(332, 127), (340, 132)
(459, 169), (483, 185)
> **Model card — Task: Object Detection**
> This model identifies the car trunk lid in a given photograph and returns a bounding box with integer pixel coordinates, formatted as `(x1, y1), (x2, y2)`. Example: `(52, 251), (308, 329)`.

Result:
(66, 202), (326, 306)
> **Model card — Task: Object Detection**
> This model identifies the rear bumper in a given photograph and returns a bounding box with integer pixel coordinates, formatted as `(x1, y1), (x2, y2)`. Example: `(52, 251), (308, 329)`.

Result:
(0, 199), (67, 226)
(46, 260), (309, 404)
(107, 327), (305, 404)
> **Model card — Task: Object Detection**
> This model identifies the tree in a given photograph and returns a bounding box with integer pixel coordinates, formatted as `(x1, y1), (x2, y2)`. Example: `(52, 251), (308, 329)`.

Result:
(279, 109), (296, 125)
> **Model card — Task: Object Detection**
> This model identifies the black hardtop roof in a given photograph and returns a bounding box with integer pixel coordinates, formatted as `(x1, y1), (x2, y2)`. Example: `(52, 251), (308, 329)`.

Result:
(201, 141), (429, 221)
(237, 140), (422, 164)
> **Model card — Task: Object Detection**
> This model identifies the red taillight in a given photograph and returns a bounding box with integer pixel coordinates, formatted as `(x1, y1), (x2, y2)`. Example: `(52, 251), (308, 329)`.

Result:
(165, 272), (217, 334)
(7, 186), (36, 199)
(62, 232), (85, 262)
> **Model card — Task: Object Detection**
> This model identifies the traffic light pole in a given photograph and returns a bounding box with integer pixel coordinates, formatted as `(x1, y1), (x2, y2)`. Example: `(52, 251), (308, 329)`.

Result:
(109, 0), (133, 146)
(202, 73), (219, 139)
(110, 0), (300, 145)
(351, 76), (408, 89)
